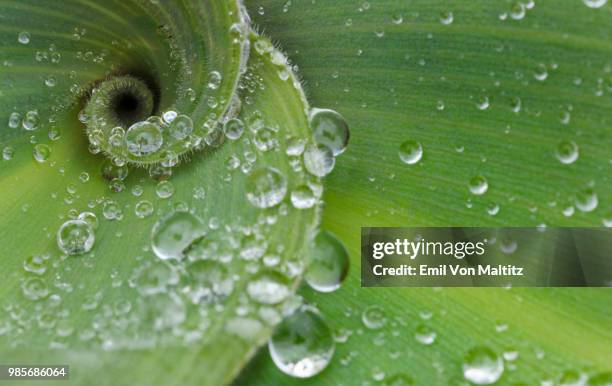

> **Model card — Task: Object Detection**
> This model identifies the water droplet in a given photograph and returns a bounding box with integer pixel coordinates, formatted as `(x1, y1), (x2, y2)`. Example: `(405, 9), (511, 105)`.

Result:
(23, 110), (40, 131)
(469, 175), (488, 195)
(583, 0), (607, 8)
(476, 96), (490, 110)
(207, 70), (222, 90)
(309, 108), (350, 156)
(167, 114), (193, 140)
(18, 31), (30, 44)
(555, 140), (579, 164)
(558, 369), (587, 386)
(362, 305), (386, 329)
(135, 200), (154, 218)
(290, 185), (316, 209)
(399, 140), (423, 165)
(162, 110), (178, 123)
(575, 188), (598, 212)
(534, 63), (548, 81)
(246, 167), (287, 208)
(303, 144), (335, 177)
(126, 121), (163, 157)
(223, 118), (245, 140)
(23, 255), (47, 275)
(247, 270), (291, 304)
(77, 211), (98, 229)
(151, 211), (205, 260)
(156, 180), (175, 199)
(439, 11), (454, 25)
(414, 324), (437, 345)
(32, 143), (51, 163)
(3, 146), (14, 160)
(57, 219), (94, 255)
(462, 346), (504, 385)
(22, 277), (48, 300)
(269, 306), (335, 378)
(305, 231), (349, 293)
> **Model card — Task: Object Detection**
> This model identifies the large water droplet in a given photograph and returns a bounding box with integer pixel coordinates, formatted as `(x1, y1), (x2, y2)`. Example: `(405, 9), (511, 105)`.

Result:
(57, 219), (95, 255)
(246, 167), (287, 208)
(268, 306), (335, 378)
(305, 231), (349, 292)
(151, 211), (205, 260)
(310, 108), (350, 156)
(462, 346), (504, 385)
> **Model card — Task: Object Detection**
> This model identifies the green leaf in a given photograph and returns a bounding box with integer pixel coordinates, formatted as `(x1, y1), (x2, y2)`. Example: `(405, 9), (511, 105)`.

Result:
(0, 1), (318, 385)
(234, 0), (612, 384)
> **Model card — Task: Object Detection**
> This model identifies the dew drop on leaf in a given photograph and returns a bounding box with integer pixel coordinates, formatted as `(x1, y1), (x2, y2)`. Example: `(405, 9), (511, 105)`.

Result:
(126, 121), (163, 157)
(469, 175), (489, 195)
(398, 140), (423, 165)
(246, 270), (291, 305)
(290, 185), (316, 209)
(303, 144), (335, 177)
(555, 140), (579, 164)
(462, 346), (504, 385)
(305, 230), (349, 293)
(33, 144), (51, 163)
(57, 219), (95, 255)
(268, 306), (335, 378)
(414, 324), (437, 345)
(362, 304), (387, 329)
(150, 211), (205, 260)
(246, 167), (287, 208)
(309, 108), (350, 156)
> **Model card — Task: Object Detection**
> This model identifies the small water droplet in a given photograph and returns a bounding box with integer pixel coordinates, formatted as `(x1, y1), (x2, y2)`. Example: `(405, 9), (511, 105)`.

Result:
(291, 185), (317, 209)
(469, 175), (489, 195)
(135, 200), (154, 218)
(398, 140), (423, 165)
(151, 211), (205, 260)
(223, 118), (245, 140)
(18, 31), (30, 44)
(439, 11), (454, 25)
(414, 324), (437, 345)
(575, 188), (598, 212)
(583, 0), (607, 8)
(462, 346), (504, 385)
(303, 144), (335, 177)
(57, 219), (95, 255)
(555, 140), (579, 164)
(362, 305), (386, 329)
(246, 167), (287, 208)
(247, 270), (291, 304)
